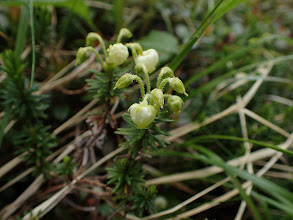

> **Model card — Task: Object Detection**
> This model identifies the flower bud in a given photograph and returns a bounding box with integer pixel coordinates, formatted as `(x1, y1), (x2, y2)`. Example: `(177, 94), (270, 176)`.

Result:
(86, 32), (100, 46)
(107, 43), (129, 65)
(129, 102), (156, 129)
(157, 66), (174, 89)
(154, 196), (168, 209)
(63, 155), (71, 165)
(151, 89), (164, 108)
(159, 66), (174, 78)
(169, 77), (188, 96)
(118, 28), (133, 40)
(146, 185), (158, 197)
(75, 47), (88, 65)
(114, 73), (134, 89)
(137, 49), (159, 73)
(167, 95), (184, 113)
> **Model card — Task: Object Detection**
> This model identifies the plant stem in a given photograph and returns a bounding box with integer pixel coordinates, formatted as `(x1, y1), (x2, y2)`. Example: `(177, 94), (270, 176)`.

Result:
(142, 65), (151, 93)
(88, 47), (106, 69)
(104, 69), (114, 116)
(131, 48), (138, 63)
(159, 78), (170, 91)
(93, 34), (108, 60)
(156, 69), (174, 88)
(143, 94), (151, 103)
(134, 76), (145, 98)
(163, 94), (172, 99)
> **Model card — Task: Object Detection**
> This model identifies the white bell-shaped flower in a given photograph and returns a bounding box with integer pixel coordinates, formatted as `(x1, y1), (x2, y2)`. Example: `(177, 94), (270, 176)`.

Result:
(129, 101), (156, 129)
(137, 49), (159, 73)
(107, 43), (129, 65)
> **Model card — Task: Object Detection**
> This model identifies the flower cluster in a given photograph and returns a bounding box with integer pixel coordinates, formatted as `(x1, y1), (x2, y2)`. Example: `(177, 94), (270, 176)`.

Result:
(76, 28), (188, 129)
(113, 43), (188, 129)
(76, 28), (133, 70)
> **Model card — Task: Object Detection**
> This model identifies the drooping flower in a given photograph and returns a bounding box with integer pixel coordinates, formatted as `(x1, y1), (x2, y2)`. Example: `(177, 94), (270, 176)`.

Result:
(167, 95), (184, 113)
(75, 47), (88, 65)
(137, 49), (159, 73)
(129, 102), (156, 129)
(169, 77), (188, 96)
(114, 73), (134, 89)
(151, 89), (164, 108)
(107, 43), (129, 65)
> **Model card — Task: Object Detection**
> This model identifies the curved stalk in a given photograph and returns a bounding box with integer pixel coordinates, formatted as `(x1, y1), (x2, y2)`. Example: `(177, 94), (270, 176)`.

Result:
(156, 68), (174, 88)
(131, 48), (138, 63)
(88, 34), (108, 60)
(159, 78), (170, 91)
(141, 65), (151, 94)
(88, 47), (106, 69)
(142, 94), (152, 103)
(163, 94), (172, 99)
(134, 76), (145, 98)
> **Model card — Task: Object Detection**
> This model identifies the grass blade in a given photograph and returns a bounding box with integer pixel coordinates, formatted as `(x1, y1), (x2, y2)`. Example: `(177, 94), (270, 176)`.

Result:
(188, 54), (293, 98)
(186, 135), (293, 157)
(153, 148), (293, 211)
(252, 191), (293, 216)
(113, 0), (124, 33)
(185, 35), (279, 87)
(29, 0), (35, 87)
(212, 0), (248, 23)
(169, 0), (247, 71)
(206, 149), (261, 220)
(169, 0), (224, 71)
(15, 3), (29, 58)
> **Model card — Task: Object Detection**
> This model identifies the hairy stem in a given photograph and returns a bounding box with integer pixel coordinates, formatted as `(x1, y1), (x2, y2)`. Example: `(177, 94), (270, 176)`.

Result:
(134, 76), (145, 98)
(88, 47), (106, 69)
(156, 69), (174, 88)
(159, 78), (170, 91)
(142, 65), (151, 93)
(92, 34), (108, 60)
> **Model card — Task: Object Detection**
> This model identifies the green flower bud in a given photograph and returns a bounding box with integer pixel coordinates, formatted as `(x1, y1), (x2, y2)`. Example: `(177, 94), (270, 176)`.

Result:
(151, 89), (164, 108)
(63, 155), (71, 165)
(75, 47), (88, 65)
(119, 158), (128, 168)
(137, 49), (159, 73)
(107, 43), (129, 65)
(86, 32), (100, 46)
(157, 67), (174, 88)
(159, 66), (174, 78)
(169, 77), (188, 96)
(167, 95), (184, 113)
(146, 185), (158, 197)
(114, 73), (134, 89)
(118, 28), (133, 41)
(129, 102), (156, 129)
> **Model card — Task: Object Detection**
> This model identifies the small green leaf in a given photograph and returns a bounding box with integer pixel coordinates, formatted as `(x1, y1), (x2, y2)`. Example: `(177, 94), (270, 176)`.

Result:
(15, 4), (29, 58)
